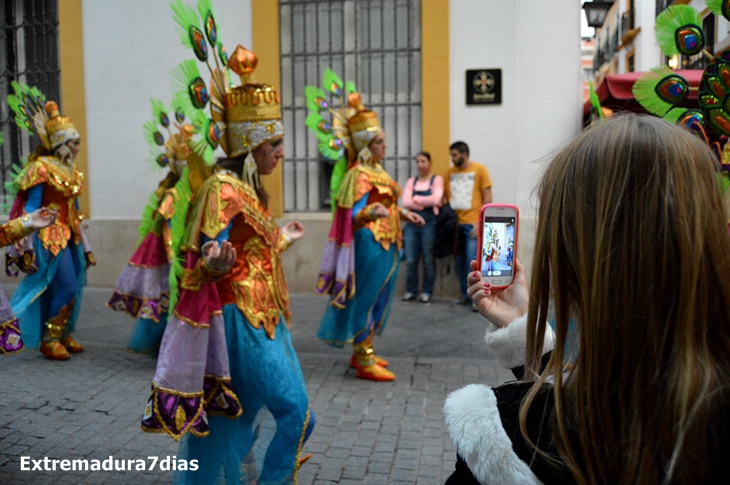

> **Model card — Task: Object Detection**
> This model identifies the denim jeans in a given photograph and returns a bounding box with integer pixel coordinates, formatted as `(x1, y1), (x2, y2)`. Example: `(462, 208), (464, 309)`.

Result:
(454, 224), (478, 298)
(403, 212), (436, 295)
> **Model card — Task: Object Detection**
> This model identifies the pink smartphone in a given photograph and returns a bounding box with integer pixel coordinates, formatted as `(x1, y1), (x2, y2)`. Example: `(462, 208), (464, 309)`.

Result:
(476, 204), (519, 289)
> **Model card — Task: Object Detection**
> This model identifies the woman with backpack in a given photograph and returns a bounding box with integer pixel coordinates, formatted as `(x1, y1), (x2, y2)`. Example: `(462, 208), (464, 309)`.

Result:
(401, 152), (443, 303)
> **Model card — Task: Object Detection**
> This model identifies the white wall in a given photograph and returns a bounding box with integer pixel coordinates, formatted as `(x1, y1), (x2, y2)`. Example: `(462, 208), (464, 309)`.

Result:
(82, 0), (252, 219)
(449, 0), (582, 216)
(635, 0), (661, 71)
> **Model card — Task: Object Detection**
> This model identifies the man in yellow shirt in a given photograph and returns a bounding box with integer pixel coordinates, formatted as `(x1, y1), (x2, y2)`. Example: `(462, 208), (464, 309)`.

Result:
(443, 141), (492, 306)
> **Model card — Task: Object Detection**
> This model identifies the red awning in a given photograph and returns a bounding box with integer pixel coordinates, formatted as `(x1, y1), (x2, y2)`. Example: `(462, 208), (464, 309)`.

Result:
(583, 69), (704, 118)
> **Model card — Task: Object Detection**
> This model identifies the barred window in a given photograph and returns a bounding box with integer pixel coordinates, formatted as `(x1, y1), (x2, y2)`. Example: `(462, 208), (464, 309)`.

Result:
(280, 0), (422, 212)
(0, 0), (60, 210)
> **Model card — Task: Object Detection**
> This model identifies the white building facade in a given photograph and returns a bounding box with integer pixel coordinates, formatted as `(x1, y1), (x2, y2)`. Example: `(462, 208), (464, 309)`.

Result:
(1, 0), (582, 291)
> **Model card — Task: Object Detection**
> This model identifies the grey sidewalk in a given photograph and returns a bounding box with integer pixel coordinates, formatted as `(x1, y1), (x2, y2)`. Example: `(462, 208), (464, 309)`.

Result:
(0, 288), (513, 485)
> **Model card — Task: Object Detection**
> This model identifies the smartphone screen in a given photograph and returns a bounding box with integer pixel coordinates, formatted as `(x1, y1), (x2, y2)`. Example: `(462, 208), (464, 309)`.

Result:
(481, 217), (516, 277)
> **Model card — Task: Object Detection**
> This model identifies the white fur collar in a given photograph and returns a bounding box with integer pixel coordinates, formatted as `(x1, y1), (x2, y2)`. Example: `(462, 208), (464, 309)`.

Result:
(444, 384), (544, 485)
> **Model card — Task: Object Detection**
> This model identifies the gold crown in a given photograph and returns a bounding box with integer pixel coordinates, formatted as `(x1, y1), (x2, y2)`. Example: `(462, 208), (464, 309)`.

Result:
(224, 84), (282, 122)
(44, 101), (76, 137)
(224, 46), (281, 122)
(347, 93), (380, 134)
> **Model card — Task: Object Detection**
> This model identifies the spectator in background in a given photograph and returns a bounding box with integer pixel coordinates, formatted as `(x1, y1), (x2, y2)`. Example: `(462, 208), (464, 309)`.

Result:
(443, 141), (492, 308)
(402, 151), (443, 303)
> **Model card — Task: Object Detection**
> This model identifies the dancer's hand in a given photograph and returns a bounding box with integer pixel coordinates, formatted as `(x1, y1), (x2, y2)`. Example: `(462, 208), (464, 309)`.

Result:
(282, 221), (306, 242)
(13, 238), (25, 255)
(202, 241), (236, 272)
(469, 225), (479, 239)
(467, 258), (529, 328)
(370, 203), (390, 219)
(30, 208), (58, 229)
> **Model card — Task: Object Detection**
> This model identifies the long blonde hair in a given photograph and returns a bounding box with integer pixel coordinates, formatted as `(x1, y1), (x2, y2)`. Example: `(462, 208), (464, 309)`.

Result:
(522, 114), (730, 484)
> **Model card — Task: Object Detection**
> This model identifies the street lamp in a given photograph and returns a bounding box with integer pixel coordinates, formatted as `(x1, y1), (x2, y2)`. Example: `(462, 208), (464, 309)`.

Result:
(583, 1), (614, 28)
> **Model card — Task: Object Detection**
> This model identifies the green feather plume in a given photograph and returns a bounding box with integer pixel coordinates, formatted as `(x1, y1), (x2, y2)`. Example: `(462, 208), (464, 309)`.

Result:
(663, 107), (687, 124)
(305, 113), (332, 141)
(190, 110), (217, 165)
(318, 139), (344, 160)
(0, 132), (3, 146)
(345, 80), (357, 96)
(655, 5), (704, 56)
(1, 163), (24, 214)
(197, 0), (219, 47)
(7, 81), (46, 132)
(329, 156), (348, 213)
(589, 81), (603, 120)
(143, 120), (166, 151)
(168, 167), (193, 311)
(305, 86), (329, 113)
(633, 66), (690, 117)
(171, 96), (188, 124)
(707, 0), (730, 22)
(322, 68), (344, 98)
(171, 0), (208, 62)
(137, 192), (162, 245)
(151, 99), (170, 129)
(171, 59), (209, 113)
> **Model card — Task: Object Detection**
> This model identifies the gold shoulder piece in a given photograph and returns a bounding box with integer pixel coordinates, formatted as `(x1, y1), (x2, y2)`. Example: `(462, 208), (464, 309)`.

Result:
(336, 166), (367, 209)
(16, 159), (49, 191)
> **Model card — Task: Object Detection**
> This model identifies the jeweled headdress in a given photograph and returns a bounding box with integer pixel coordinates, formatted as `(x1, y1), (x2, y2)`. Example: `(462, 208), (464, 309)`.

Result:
(170, 0), (283, 188)
(7, 82), (80, 157)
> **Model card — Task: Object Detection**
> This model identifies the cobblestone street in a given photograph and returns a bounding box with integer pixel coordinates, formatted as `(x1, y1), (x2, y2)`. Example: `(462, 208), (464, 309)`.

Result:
(0, 288), (511, 485)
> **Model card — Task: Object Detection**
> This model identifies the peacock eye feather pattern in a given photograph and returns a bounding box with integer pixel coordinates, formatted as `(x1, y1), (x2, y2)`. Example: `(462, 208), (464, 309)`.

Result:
(663, 108), (704, 129)
(218, 43), (228, 68)
(655, 5), (705, 56)
(143, 120), (166, 151)
(156, 153), (171, 168)
(305, 68), (360, 211)
(172, 0), (208, 62)
(172, 60), (210, 113)
(633, 66), (690, 117)
(323, 68), (344, 98)
(8, 81), (50, 149)
(707, 0), (730, 23)
(197, 0), (218, 46)
(151, 99), (170, 128)
(699, 47), (730, 135)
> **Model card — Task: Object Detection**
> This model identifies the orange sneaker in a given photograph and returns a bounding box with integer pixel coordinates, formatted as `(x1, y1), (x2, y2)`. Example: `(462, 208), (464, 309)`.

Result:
(349, 353), (389, 369)
(60, 336), (84, 353)
(356, 363), (395, 382)
(299, 453), (313, 465)
(40, 341), (70, 361)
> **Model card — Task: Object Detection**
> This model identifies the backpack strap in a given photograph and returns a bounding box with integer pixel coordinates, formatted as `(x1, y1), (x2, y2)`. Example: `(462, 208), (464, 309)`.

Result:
(429, 175), (435, 187)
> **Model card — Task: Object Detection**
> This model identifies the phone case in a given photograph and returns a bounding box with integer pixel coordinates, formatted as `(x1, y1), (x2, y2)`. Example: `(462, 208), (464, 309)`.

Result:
(477, 204), (519, 289)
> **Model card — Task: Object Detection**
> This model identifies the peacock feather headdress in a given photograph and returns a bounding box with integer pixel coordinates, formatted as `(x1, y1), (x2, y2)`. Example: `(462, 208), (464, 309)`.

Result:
(142, 97), (214, 173)
(170, 0), (282, 161)
(304, 68), (383, 210)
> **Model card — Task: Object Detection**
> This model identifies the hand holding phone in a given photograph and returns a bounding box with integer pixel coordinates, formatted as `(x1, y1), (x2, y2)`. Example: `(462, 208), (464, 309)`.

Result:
(467, 258), (529, 327)
(476, 204), (519, 289)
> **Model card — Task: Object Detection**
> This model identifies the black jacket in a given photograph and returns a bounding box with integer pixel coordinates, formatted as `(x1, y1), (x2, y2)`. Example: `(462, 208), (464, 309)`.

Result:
(443, 359), (574, 485)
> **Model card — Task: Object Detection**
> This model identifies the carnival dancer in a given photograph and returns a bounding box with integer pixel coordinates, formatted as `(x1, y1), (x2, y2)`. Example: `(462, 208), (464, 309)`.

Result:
(0, 196), (59, 353)
(6, 82), (94, 361)
(108, 99), (201, 354)
(309, 69), (425, 382)
(140, 3), (313, 482)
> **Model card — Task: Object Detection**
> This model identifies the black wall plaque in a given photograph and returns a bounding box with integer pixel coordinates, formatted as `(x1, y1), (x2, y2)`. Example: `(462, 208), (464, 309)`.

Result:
(466, 69), (502, 105)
